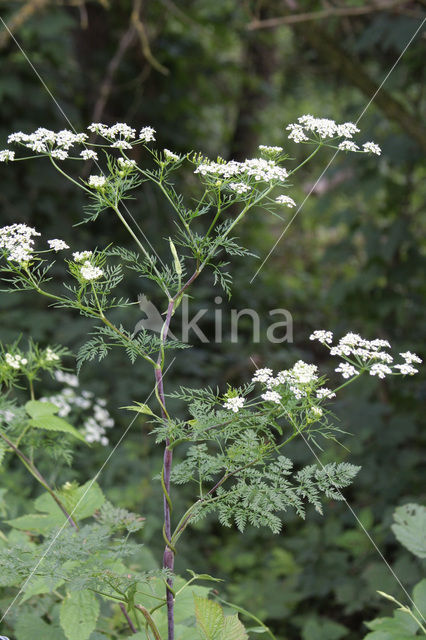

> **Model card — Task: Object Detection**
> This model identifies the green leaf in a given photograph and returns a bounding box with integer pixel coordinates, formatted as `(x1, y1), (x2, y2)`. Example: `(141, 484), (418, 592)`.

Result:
(15, 611), (66, 640)
(121, 402), (155, 416)
(391, 504), (426, 558)
(223, 614), (248, 639)
(25, 400), (59, 418)
(194, 595), (224, 640)
(29, 415), (86, 441)
(60, 590), (100, 640)
(7, 481), (105, 532)
(413, 579), (426, 622)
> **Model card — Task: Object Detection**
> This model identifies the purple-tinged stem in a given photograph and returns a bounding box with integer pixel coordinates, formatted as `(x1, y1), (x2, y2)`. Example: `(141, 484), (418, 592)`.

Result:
(119, 603), (137, 634)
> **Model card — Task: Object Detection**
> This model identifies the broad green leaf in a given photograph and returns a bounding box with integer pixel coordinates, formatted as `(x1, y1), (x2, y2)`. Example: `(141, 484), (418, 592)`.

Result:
(413, 578), (426, 622)
(15, 611), (66, 640)
(7, 481), (104, 532)
(21, 574), (64, 603)
(29, 414), (86, 441)
(25, 400), (59, 418)
(194, 595), (224, 640)
(187, 569), (224, 583)
(60, 590), (100, 640)
(121, 402), (155, 416)
(391, 504), (426, 558)
(302, 617), (348, 640)
(223, 614), (248, 639)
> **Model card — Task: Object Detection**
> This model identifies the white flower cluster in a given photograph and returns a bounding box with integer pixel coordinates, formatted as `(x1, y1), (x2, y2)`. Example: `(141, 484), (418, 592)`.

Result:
(118, 157), (136, 169)
(80, 149), (98, 160)
(223, 396), (246, 413)
(7, 127), (88, 159)
(310, 331), (422, 379)
(195, 157), (288, 184)
(88, 175), (106, 188)
(252, 361), (320, 403)
(48, 239), (69, 252)
(229, 182), (251, 194)
(276, 195), (296, 207)
(259, 145), (283, 154)
(164, 148), (180, 161)
(5, 353), (28, 369)
(88, 122), (136, 141)
(73, 250), (93, 262)
(44, 373), (114, 445)
(80, 261), (104, 281)
(286, 115), (381, 155)
(45, 347), (60, 362)
(139, 126), (156, 143)
(0, 150), (15, 162)
(0, 223), (40, 264)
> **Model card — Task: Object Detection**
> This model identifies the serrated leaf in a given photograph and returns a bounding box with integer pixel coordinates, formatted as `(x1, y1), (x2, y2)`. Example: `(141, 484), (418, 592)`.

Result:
(194, 595), (224, 640)
(121, 402), (155, 416)
(28, 415), (86, 442)
(223, 614), (248, 639)
(15, 611), (66, 640)
(413, 579), (426, 622)
(391, 504), (426, 558)
(25, 400), (59, 418)
(60, 590), (100, 640)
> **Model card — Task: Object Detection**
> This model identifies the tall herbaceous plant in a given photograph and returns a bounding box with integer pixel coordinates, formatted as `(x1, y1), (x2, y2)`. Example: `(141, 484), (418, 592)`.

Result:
(0, 117), (421, 640)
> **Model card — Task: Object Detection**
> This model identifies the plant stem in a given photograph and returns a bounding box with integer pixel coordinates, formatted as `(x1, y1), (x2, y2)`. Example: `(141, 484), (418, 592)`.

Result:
(135, 605), (162, 640)
(0, 431), (78, 530)
(119, 603), (137, 634)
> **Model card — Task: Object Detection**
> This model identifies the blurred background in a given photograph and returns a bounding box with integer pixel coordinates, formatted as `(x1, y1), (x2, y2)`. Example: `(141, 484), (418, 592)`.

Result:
(0, 1), (425, 638)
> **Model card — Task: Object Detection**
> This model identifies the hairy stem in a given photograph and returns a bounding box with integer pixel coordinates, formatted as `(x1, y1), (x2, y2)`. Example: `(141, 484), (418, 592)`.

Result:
(119, 603), (137, 634)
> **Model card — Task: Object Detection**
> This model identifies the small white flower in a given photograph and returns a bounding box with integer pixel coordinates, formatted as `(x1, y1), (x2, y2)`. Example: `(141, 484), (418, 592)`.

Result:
(310, 406), (323, 417)
(394, 363), (418, 375)
(80, 149), (98, 160)
(223, 396), (245, 413)
(252, 368), (273, 383)
(286, 124), (309, 143)
(259, 145), (283, 154)
(229, 182), (251, 194)
(53, 370), (79, 387)
(400, 351), (422, 364)
(336, 122), (360, 138)
(335, 362), (358, 379)
(45, 347), (60, 362)
(0, 223), (40, 264)
(369, 363), (392, 379)
(261, 390), (281, 404)
(310, 330), (333, 345)
(73, 250), (93, 262)
(0, 150), (15, 162)
(80, 261), (104, 281)
(117, 157), (136, 169)
(316, 387), (336, 399)
(363, 142), (381, 156)
(51, 149), (68, 160)
(48, 239), (69, 251)
(164, 148), (180, 161)
(88, 175), (106, 188)
(139, 126), (156, 143)
(338, 140), (359, 152)
(275, 195), (296, 207)
(110, 140), (133, 149)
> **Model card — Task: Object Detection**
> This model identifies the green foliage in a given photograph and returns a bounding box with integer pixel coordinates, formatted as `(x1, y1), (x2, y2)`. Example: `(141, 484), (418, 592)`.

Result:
(25, 400), (86, 442)
(60, 590), (100, 640)
(194, 595), (248, 640)
(391, 504), (426, 559)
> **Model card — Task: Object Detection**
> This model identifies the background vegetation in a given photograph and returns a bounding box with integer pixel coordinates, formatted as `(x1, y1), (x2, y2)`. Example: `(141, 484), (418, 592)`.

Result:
(0, 1), (424, 638)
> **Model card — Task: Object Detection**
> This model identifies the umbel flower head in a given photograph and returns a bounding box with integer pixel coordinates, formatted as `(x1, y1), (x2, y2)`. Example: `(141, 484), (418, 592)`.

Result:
(0, 224), (40, 264)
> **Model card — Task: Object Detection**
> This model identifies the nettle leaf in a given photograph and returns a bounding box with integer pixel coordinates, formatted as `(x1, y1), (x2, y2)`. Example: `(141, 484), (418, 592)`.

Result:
(60, 589), (100, 640)
(223, 614), (248, 640)
(25, 400), (86, 442)
(194, 595), (224, 640)
(7, 481), (105, 532)
(391, 504), (426, 559)
(15, 611), (66, 640)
